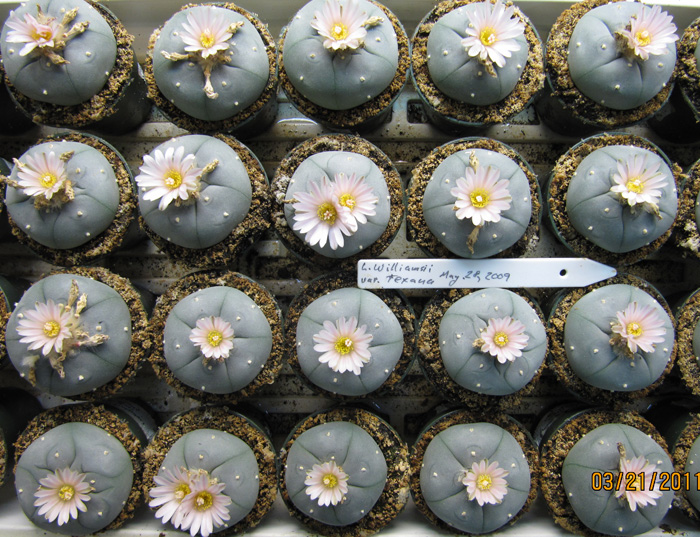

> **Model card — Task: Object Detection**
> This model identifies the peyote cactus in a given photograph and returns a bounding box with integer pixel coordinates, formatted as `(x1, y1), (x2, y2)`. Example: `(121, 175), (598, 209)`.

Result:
(439, 288), (546, 396)
(564, 283), (674, 392)
(422, 148), (533, 258)
(163, 286), (273, 395)
(5, 273), (134, 397)
(567, 2), (677, 111)
(419, 422), (531, 534)
(15, 421), (134, 535)
(295, 287), (404, 396)
(426, 1), (529, 106)
(683, 431), (700, 514)
(284, 421), (387, 526)
(561, 423), (674, 536)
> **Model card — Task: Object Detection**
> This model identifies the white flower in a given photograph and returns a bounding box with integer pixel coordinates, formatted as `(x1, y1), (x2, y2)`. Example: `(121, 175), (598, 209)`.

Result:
(149, 466), (192, 528)
(135, 146), (203, 211)
(179, 470), (232, 537)
(189, 316), (234, 361)
(476, 316), (529, 364)
(15, 151), (68, 200)
(33, 467), (92, 526)
(291, 177), (354, 250)
(615, 455), (663, 512)
(16, 299), (72, 356)
(313, 316), (373, 375)
(332, 172), (378, 229)
(610, 301), (666, 354)
(617, 5), (678, 61)
(179, 8), (232, 59)
(461, 0), (524, 68)
(304, 461), (349, 506)
(610, 154), (668, 209)
(451, 165), (512, 226)
(311, 0), (369, 51)
(5, 11), (61, 56)
(462, 459), (509, 506)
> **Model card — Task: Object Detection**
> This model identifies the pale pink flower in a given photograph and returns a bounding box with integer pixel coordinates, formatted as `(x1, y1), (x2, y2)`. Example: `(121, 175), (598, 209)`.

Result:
(461, 0), (524, 68)
(313, 316), (373, 375)
(477, 316), (529, 363)
(611, 302), (666, 354)
(615, 455), (663, 512)
(179, 8), (232, 59)
(16, 151), (68, 200)
(332, 172), (378, 229)
(291, 177), (354, 250)
(311, 0), (369, 51)
(189, 316), (234, 361)
(451, 165), (512, 226)
(16, 299), (73, 356)
(610, 154), (668, 209)
(462, 460), (509, 506)
(305, 460), (349, 506)
(5, 11), (61, 56)
(135, 146), (203, 211)
(149, 466), (192, 528)
(618, 5), (678, 61)
(33, 467), (92, 526)
(179, 470), (232, 537)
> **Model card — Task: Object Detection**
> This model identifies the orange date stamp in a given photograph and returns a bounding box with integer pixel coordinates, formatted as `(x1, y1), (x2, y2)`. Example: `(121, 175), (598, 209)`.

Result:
(591, 471), (700, 492)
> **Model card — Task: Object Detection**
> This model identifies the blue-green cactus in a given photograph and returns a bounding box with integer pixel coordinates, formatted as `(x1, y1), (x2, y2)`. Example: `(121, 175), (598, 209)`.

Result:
(439, 289), (546, 396)
(163, 286), (273, 394)
(15, 422), (134, 535)
(422, 148), (532, 258)
(567, 3), (677, 110)
(4, 140), (120, 250)
(695, 189), (700, 227)
(282, 0), (399, 110)
(296, 287), (403, 396)
(420, 422), (531, 534)
(5, 273), (132, 397)
(561, 423), (674, 536)
(151, 5), (270, 122)
(683, 433), (700, 513)
(566, 145), (677, 253)
(694, 319), (700, 361)
(564, 284), (674, 392)
(426, 2), (529, 106)
(0, 0), (117, 106)
(285, 421), (387, 526)
(284, 150), (390, 259)
(136, 135), (253, 250)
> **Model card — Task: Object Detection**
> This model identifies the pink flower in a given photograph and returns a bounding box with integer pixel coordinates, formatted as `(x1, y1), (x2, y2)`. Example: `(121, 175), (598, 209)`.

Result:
(332, 172), (378, 230)
(461, 0), (524, 68)
(611, 302), (666, 354)
(477, 316), (529, 363)
(189, 316), (234, 361)
(304, 461), (349, 506)
(462, 460), (509, 506)
(179, 8), (233, 59)
(15, 151), (68, 200)
(16, 299), (73, 356)
(451, 165), (512, 226)
(149, 466), (192, 528)
(5, 11), (61, 56)
(33, 467), (92, 526)
(311, 0), (369, 51)
(610, 154), (668, 209)
(313, 316), (373, 375)
(135, 146), (203, 211)
(615, 455), (663, 512)
(617, 5), (678, 61)
(179, 470), (232, 537)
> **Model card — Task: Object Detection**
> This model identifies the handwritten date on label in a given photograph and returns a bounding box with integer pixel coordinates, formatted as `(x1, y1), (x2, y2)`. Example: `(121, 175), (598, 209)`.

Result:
(358, 261), (510, 289)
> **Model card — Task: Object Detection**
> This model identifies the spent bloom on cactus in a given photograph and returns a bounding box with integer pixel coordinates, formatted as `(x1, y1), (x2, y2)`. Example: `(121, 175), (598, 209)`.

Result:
(461, 0), (524, 68)
(189, 316), (235, 362)
(616, 454), (663, 511)
(135, 146), (203, 211)
(149, 466), (192, 528)
(462, 459), (509, 506)
(313, 316), (373, 375)
(610, 154), (668, 211)
(178, 470), (232, 537)
(305, 460), (349, 506)
(33, 467), (92, 526)
(15, 151), (68, 201)
(5, 11), (61, 56)
(610, 301), (666, 354)
(179, 8), (233, 59)
(451, 164), (512, 227)
(333, 172), (378, 229)
(475, 316), (529, 363)
(311, 0), (370, 51)
(617, 5), (678, 61)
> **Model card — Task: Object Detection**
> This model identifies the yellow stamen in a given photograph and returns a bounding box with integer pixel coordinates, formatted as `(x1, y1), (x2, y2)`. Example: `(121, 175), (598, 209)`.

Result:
(635, 29), (651, 46)
(194, 491), (213, 511)
(207, 330), (223, 347)
(339, 193), (356, 209)
(626, 177), (644, 194)
(480, 27), (497, 46)
(626, 472), (643, 491)
(58, 485), (75, 502)
(494, 332), (509, 347)
(335, 337), (354, 355)
(164, 170), (183, 189)
(200, 31), (215, 48)
(470, 188), (490, 208)
(174, 483), (190, 501)
(40, 173), (57, 189)
(43, 320), (60, 338)
(323, 473), (339, 488)
(317, 202), (337, 224)
(31, 27), (53, 42)
(476, 474), (492, 491)
(626, 322), (643, 337)
(331, 23), (349, 40)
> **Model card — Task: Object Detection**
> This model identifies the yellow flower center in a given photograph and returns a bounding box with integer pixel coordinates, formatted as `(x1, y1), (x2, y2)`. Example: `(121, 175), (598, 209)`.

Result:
(476, 474), (492, 491)
(493, 332), (509, 347)
(207, 330), (223, 347)
(335, 337), (354, 355)
(331, 23), (349, 41)
(31, 27), (53, 42)
(626, 177), (644, 194)
(194, 491), (214, 511)
(317, 202), (337, 224)
(635, 29), (651, 47)
(164, 170), (183, 189)
(40, 173), (57, 189)
(174, 483), (191, 501)
(200, 30), (215, 49)
(470, 188), (490, 208)
(626, 322), (643, 337)
(480, 27), (497, 46)
(339, 193), (356, 209)
(626, 472), (643, 492)
(43, 320), (60, 338)
(323, 473), (339, 488)
(58, 485), (75, 502)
